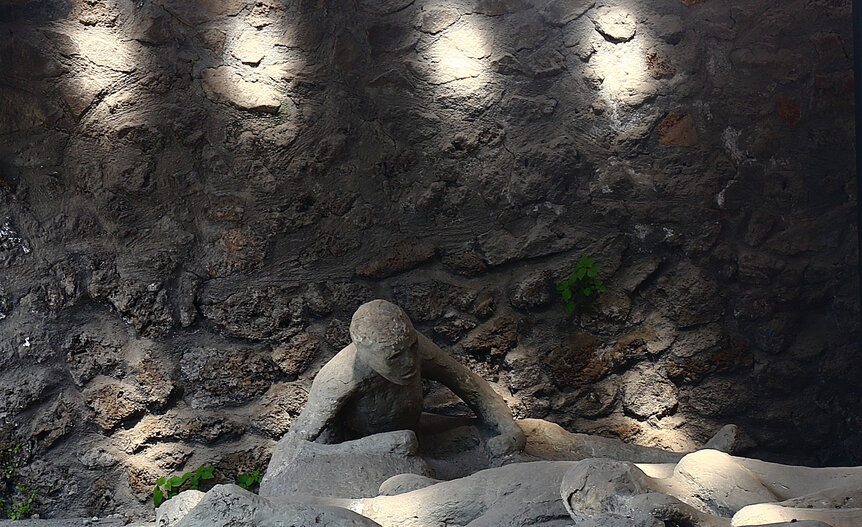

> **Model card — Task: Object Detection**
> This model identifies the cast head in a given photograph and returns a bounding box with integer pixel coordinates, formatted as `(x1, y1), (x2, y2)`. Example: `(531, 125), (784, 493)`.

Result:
(350, 299), (419, 385)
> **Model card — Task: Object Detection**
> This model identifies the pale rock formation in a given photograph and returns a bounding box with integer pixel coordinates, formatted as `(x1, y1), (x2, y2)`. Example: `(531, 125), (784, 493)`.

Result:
(155, 490), (203, 527)
(173, 485), (381, 527)
(259, 430), (432, 499)
(561, 450), (862, 527)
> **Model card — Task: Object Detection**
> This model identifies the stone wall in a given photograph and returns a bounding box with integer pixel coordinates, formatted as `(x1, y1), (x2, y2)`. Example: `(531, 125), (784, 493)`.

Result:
(0, 0), (858, 519)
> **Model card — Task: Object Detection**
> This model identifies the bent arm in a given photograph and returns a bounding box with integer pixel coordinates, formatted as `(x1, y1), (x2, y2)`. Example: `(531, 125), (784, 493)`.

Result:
(289, 347), (356, 442)
(418, 334), (525, 455)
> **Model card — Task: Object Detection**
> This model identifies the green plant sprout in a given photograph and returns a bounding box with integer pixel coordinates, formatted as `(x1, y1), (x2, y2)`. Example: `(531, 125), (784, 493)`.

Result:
(557, 255), (606, 314)
(153, 466), (267, 507)
(153, 465), (215, 508)
(7, 486), (36, 520)
(0, 443), (37, 520)
(235, 470), (263, 492)
(1, 445), (20, 480)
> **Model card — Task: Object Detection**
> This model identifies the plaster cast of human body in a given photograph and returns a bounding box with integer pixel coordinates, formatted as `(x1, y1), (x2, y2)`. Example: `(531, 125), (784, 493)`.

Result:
(166, 450), (862, 527)
(289, 299), (526, 458)
(160, 301), (862, 527)
(560, 449), (862, 527)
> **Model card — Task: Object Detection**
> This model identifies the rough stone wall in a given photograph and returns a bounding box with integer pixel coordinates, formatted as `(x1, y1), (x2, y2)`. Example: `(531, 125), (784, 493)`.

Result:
(0, 0), (858, 519)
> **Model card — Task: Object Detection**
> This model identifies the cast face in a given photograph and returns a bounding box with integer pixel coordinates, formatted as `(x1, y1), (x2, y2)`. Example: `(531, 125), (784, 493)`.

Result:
(356, 331), (420, 385)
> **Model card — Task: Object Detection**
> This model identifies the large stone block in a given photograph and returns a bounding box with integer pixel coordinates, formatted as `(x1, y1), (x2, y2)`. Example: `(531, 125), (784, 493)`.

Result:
(260, 430), (432, 499)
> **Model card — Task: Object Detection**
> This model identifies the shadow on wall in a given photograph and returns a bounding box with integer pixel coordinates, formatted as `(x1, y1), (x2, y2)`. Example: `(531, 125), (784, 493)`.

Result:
(0, 0), (858, 520)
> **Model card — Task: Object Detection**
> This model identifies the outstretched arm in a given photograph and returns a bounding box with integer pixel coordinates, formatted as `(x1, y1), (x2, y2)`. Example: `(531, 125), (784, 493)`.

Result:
(289, 346), (357, 442)
(418, 333), (525, 457)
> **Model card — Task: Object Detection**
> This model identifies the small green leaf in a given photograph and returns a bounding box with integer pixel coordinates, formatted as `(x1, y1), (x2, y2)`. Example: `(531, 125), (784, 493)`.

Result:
(167, 476), (184, 487)
(587, 267), (598, 278)
(156, 477), (166, 486)
(576, 268), (586, 279)
(582, 288), (592, 296)
(555, 282), (567, 291)
(153, 488), (164, 507)
(565, 302), (575, 314)
(561, 289), (573, 301)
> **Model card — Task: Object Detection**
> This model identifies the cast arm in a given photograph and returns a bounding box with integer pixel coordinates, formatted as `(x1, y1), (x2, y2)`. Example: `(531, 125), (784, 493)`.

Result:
(418, 333), (526, 457)
(288, 348), (356, 442)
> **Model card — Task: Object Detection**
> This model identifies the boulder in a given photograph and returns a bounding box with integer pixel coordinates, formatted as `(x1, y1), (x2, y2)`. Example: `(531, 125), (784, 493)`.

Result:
(259, 430), (432, 499)
(560, 458), (729, 527)
(156, 490), (204, 527)
(621, 366), (678, 419)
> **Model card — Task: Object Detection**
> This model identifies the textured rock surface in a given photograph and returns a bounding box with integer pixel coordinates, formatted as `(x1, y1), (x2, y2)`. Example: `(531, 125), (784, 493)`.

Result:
(260, 430), (432, 499)
(155, 490), (204, 527)
(175, 485), (381, 527)
(0, 0), (858, 520)
(561, 450), (862, 527)
(732, 503), (862, 527)
(173, 447), (862, 527)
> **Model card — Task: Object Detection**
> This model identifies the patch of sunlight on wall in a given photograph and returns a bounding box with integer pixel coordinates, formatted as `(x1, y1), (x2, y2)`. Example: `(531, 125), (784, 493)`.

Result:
(428, 22), (492, 92)
(219, 14), (303, 115)
(62, 22), (164, 141)
(591, 38), (652, 101)
(65, 25), (138, 112)
(68, 26), (138, 77)
(229, 25), (282, 67)
(576, 4), (660, 126)
(639, 426), (698, 454)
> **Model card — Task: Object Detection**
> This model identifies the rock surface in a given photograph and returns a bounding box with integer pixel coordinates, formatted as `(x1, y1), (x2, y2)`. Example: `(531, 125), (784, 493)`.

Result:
(165, 441), (862, 527)
(562, 450), (862, 527)
(0, 0), (857, 519)
(733, 504), (862, 527)
(260, 431), (432, 499)
(175, 485), (381, 527)
(155, 491), (204, 527)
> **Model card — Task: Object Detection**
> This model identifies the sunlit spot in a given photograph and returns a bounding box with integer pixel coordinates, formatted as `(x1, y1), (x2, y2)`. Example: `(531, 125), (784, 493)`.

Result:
(224, 17), (288, 69)
(433, 38), (484, 79)
(231, 30), (273, 66)
(635, 462), (676, 479)
(59, 22), (161, 148)
(444, 27), (491, 59)
(425, 22), (492, 91)
(202, 16), (306, 113)
(636, 426), (697, 454)
(566, 4), (662, 115)
(591, 38), (654, 104)
(198, 18), (294, 115)
(65, 26), (136, 98)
